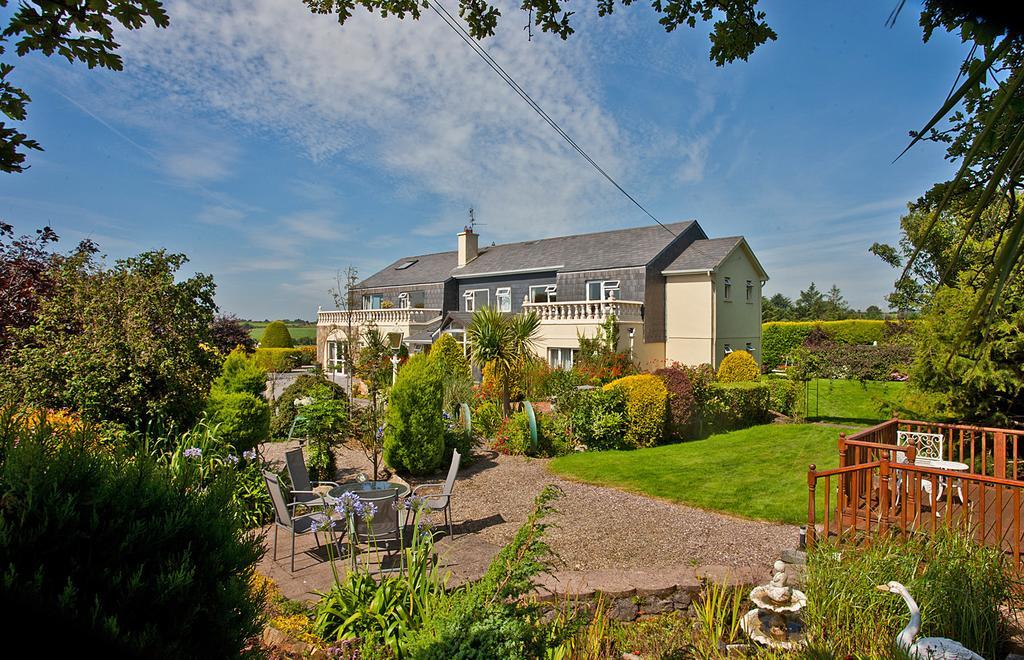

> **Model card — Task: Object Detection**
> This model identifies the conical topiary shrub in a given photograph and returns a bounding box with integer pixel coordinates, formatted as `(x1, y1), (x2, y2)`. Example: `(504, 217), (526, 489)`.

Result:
(260, 320), (294, 348)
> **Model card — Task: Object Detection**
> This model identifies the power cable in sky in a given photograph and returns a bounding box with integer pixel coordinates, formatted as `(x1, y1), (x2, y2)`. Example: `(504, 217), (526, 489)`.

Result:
(428, 0), (676, 236)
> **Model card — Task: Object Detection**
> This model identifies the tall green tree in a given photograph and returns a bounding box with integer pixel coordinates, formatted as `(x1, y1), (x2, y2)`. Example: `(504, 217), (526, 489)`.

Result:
(761, 293), (795, 322)
(0, 1), (170, 173)
(1, 249), (219, 429)
(795, 282), (826, 321)
(823, 284), (849, 321)
(466, 306), (540, 416)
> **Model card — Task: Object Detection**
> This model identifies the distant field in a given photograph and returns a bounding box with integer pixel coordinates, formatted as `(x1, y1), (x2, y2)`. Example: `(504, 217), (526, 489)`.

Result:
(245, 322), (317, 342)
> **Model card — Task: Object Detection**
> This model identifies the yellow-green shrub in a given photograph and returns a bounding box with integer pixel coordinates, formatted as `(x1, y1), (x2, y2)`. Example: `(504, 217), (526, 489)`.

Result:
(717, 350), (760, 382)
(253, 348), (302, 373)
(603, 374), (667, 448)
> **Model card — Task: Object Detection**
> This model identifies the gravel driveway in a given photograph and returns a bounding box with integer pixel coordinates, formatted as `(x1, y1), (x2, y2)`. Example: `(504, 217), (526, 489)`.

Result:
(261, 441), (798, 572)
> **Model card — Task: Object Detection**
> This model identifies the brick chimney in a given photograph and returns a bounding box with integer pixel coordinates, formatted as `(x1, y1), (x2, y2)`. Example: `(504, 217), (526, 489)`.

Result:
(457, 226), (478, 268)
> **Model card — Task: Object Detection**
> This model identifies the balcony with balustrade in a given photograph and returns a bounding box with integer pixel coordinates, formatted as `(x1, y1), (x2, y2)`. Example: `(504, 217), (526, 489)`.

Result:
(521, 299), (643, 324)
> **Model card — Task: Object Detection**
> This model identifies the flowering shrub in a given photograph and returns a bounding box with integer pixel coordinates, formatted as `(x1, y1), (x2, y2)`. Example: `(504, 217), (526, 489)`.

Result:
(654, 366), (696, 439)
(472, 400), (502, 438)
(793, 342), (915, 382)
(566, 387), (627, 450)
(482, 360), (525, 402)
(603, 374), (668, 448)
(492, 411), (532, 455)
(717, 350), (760, 382)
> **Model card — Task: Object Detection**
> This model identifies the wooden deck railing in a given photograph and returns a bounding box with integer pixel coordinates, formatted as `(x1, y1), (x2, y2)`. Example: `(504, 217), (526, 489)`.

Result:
(839, 418), (1024, 480)
(808, 459), (1024, 566)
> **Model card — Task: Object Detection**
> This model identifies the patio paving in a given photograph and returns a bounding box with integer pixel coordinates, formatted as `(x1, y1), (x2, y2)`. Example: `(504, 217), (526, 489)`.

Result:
(257, 439), (798, 599)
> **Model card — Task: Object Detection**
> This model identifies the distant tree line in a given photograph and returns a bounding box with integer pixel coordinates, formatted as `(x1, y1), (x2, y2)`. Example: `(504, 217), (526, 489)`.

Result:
(762, 282), (888, 323)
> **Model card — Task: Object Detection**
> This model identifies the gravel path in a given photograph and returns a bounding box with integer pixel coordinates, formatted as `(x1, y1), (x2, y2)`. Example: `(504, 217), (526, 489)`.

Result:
(261, 441), (797, 572)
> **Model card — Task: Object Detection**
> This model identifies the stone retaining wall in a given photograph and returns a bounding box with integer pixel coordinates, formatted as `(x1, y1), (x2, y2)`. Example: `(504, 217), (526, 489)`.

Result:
(533, 564), (768, 621)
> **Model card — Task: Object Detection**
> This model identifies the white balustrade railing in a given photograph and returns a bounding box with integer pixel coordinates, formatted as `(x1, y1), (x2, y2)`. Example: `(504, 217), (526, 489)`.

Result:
(522, 300), (643, 323)
(318, 308), (443, 326)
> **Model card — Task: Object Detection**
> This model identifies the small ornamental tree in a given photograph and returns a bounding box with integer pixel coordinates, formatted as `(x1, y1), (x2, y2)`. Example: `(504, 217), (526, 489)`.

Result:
(717, 350), (760, 382)
(212, 347), (266, 398)
(260, 321), (294, 348)
(383, 354), (444, 475)
(209, 314), (256, 354)
(654, 366), (696, 438)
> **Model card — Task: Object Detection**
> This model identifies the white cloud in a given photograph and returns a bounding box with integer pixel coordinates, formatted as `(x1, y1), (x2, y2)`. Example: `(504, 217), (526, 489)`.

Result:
(160, 141), (238, 183)
(102, 0), (714, 241)
(196, 205), (245, 228)
(280, 210), (347, 241)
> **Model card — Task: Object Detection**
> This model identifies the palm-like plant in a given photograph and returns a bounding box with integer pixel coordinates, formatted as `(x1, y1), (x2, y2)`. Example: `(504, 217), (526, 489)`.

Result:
(466, 306), (540, 416)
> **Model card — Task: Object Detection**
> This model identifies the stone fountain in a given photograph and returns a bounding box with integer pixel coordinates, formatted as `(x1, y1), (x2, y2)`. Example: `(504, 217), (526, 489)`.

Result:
(740, 560), (808, 650)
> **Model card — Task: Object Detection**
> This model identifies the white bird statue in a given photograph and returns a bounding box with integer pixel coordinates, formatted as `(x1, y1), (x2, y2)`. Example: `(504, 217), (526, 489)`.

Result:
(875, 581), (984, 659)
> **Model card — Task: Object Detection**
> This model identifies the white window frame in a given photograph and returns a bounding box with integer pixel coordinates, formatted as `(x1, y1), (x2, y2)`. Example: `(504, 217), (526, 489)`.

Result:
(585, 279), (620, 301)
(363, 293), (383, 310)
(547, 347), (578, 370)
(724, 343), (733, 354)
(745, 342), (754, 352)
(464, 288), (489, 312)
(398, 292), (410, 309)
(495, 287), (512, 313)
(746, 280), (754, 303)
(723, 277), (732, 301)
(528, 284), (557, 303)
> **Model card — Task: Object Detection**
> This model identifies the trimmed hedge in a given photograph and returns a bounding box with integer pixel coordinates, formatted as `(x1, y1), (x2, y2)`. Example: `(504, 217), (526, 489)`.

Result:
(384, 354), (445, 475)
(260, 320), (294, 348)
(761, 320), (892, 372)
(717, 350), (760, 382)
(254, 347), (303, 373)
(603, 374), (668, 448)
(702, 381), (772, 434)
(762, 376), (798, 416)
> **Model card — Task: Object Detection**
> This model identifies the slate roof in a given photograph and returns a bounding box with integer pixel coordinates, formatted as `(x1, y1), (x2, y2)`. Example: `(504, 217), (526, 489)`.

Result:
(356, 250), (458, 289)
(355, 221), (701, 289)
(661, 237), (746, 273)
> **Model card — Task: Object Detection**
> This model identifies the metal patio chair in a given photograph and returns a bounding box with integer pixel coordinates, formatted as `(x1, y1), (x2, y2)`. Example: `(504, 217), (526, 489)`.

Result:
(285, 447), (339, 509)
(412, 449), (461, 537)
(264, 470), (342, 571)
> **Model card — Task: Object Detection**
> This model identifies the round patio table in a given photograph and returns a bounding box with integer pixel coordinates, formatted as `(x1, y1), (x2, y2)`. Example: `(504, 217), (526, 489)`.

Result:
(914, 457), (969, 504)
(327, 480), (411, 500)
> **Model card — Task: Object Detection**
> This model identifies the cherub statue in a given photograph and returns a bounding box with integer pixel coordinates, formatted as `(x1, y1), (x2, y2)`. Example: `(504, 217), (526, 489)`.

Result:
(766, 560), (792, 603)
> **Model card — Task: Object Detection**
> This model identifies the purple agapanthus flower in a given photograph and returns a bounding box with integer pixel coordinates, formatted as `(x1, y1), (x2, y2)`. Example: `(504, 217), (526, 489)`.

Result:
(242, 449), (257, 461)
(375, 425), (385, 441)
(225, 454), (240, 465)
(183, 447), (202, 459)
(360, 500), (378, 521)
(334, 491), (363, 518)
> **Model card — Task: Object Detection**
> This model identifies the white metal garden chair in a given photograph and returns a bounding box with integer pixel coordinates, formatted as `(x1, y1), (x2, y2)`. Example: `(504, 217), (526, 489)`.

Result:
(894, 430), (946, 509)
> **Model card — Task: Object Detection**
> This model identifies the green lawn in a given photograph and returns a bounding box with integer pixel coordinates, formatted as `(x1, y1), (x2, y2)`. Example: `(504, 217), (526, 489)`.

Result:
(548, 424), (840, 524)
(796, 378), (908, 425)
(246, 322), (317, 342)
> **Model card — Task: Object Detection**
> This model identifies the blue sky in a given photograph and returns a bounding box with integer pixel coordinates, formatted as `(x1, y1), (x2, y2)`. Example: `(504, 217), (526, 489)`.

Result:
(0, 1), (968, 319)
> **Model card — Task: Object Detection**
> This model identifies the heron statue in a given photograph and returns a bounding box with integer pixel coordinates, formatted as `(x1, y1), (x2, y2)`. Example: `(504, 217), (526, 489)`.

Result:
(875, 581), (983, 659)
